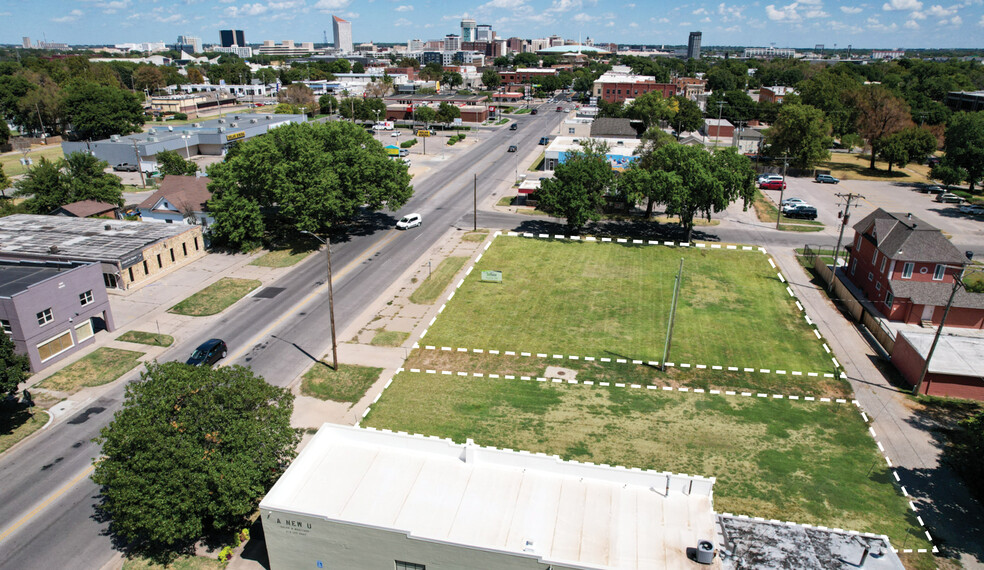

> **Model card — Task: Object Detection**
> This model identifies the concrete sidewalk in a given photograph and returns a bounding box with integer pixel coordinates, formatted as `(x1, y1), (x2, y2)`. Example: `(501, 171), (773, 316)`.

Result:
(771, 248), (984, 568)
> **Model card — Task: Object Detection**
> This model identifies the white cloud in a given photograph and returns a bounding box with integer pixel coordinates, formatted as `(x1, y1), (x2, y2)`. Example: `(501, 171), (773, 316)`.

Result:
(866, 15), (899, 28)
(979, 13), (984, 24)
(481, 0), (527, 8)
(651, 16), (671, 23)
(625, 2), (636, 6)
(548, 0), (582, 13)
(227, 2), (267, 16)
(926, 4), (957, 15)
(693, 7), (708, 14)
(395, 4), (413, 10)
(904, 17), (921, 25)
(882, 0), (922, 10)
(840, 5), (863, 12)
(313, 0), (351, 11)
(718, 3), (747, 20)
(805, 8), (829, 16)
(53, 9), (84, 22)
(156, 13), (183, 22)
(268, 0), (303, 8)
(941, 13), (962, 23)
(766, 2), (803, 21)
(394, 16), (411, 25)
(910, 9), (928, 16)
(629, 21), (639, 26)
(572, 11), (594, 20)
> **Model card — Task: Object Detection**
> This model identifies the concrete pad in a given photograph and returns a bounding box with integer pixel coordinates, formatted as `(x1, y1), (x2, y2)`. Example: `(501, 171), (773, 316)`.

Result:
(383, 317), (420, 333)
(398, 303), (432, 318)
(545, 366), (579, 380)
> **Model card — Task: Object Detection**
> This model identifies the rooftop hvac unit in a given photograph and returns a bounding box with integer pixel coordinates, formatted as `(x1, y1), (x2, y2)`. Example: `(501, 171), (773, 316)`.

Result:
(218, 127), (225, 133)
(233, 115), (240, 120)
(217, 118), (225, 124)
(230, 123), (238, 127)
(104, 224), (113, 230)
(695, 540), (714, 564)
(147, 128), (156, 134)
(110, 134), (120, 141)
(167, 126), (173, 132)
(193, 123), (201, 128)
(48, 245), (59, 253)
(250, 119), (258, 124)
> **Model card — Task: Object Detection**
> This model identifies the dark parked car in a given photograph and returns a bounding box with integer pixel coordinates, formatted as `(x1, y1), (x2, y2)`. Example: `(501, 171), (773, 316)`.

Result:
(530, 109), (538, 115)
(815, 174), (839, 184)
(113, 163), (138, 172)
(510, 123), (518, 130)
(921, 185), (945, 195)
(760, 180), (786, 190)
(539, 137), (550, 145)
(186, 339), (227, 366)
(507, 145), (518, 152)
(784, 205), (818, 220)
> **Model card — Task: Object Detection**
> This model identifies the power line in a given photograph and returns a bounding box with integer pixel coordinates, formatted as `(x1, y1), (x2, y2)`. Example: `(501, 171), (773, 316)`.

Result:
(828, 192), (865, 292)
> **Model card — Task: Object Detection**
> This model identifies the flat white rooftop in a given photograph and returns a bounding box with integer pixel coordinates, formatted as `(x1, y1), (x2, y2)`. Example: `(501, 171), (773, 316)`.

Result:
(545, 136), (642, 155)
(261, 425), (718, 569)
(899, 331), (984, 377)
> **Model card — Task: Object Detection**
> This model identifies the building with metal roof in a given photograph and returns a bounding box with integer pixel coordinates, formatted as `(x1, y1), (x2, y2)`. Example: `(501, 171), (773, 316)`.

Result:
(0, 214), (206, 291)
(60, 114), (307, 172)
(261, 424), (717, 570)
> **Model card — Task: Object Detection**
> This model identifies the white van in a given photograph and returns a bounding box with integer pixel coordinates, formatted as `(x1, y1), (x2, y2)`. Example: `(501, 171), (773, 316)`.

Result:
(396, 213), (422, 230)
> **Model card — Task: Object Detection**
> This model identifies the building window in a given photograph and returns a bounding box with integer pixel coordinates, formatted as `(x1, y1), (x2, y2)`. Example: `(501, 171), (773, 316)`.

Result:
(157, 254), (163, 268)
(886, 291), (894, 306)
(850, 259), (857, 276)
(74, 319), (94, 343)
(902, 262), (914, 279)
(170, 249), (176, 263)
(568, 128), (575, 134)
(395, 562), (426, 570)
(128, 267), (135, 282)
(1, 319), (11, 335)
(182, 243), (188, 256)
(79, 290), (93, 306)
(103, 273), (119, 288)
(875, 282), (881, 291)
(143, 260), (150, 275)
(37, 308), (53, 326)
(871, 250), (878, 264)
(933, 264), (945, 281)
(37, 330), (74, 362)
(880, 257), (887, 273)
(194, 237), (200, 250)
(867, 272), (874, 281)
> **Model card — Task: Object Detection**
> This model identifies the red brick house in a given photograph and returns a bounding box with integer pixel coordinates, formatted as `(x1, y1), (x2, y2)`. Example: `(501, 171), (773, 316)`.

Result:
(845, 209), (983, 329)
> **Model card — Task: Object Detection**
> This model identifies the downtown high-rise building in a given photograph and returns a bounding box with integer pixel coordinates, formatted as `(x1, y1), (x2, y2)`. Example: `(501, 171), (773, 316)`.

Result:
(460, 19), (476, 42)
(687, 31), (702, 59)
(175, 35), (202, 54)
(475, 24), (494, 42)
(332, 15), (353, 53)
(220, 29), (245, 47)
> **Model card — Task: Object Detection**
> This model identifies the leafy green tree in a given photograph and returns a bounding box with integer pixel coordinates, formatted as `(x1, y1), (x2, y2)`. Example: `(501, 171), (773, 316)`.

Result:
(318, 94), (338, 115)
(273, 102), (302, 115)
(669, 96), (703, 135)
(625, 91), (676, 130)
(0, 164), (10, 199)
(156, 150), (198, 176)
(207, 121), (413, 249)
(352, 62), (366, 74)
(705, 90), (755, 125)
(207, 189), (265, 250)
(442, 72), (463, 89)
(946, 410), (984, 500)
(534, 141), (615, 233)
(92, 362), (300, 562)
(361, 98), (386, 122)
(493, 56), (510, 68)
(61, 81), (144, 141)
(133, 65), (164, 93)
(513, 52), (539, 67)
(705, 67), (739, 92)
(0, 120), (10, 146)
(930, 162), (968, 190)
(764, 104), (832, 169)
(419, 62), (444, 81)
(645, 144), (755, 242)
(13, 158), (69, 213)
(796, 67), (863, 136)
(62, 152), (125, 205)
(852, 85), (912, 170)
(254, 67), (277, 85)
(436, 102), (461, 127)
(840, 133), (864, 153)
(878, 127), (937, 172)
(942, 111), (984, 191)
(414, 105), (437, 126)
(481, 69), (502, 90)
(0, 332), (30, 396)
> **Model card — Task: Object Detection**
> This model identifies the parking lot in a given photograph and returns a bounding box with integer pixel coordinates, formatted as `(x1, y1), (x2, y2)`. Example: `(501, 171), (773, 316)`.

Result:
(760, 176), (984, 254)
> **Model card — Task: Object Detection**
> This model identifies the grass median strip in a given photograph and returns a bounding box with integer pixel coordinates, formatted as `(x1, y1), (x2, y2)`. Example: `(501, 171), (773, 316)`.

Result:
(409, 256), (467, 305)
(117, 330), (174, 347)
(249, 248), (313, 268)
(365, 371), (928, 553)
(423, 237), (831, 372)
(169, 278), (261, 316)
(461, 230), (489, 242)
(370, 329), (409, 347)
(301, 363), (383, 403)
(0, 408), (49, 453)
(752, 189), (824, 229)
(38, 347), (144, 394)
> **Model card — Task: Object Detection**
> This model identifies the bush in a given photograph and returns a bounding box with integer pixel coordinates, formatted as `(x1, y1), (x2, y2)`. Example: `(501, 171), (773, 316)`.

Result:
(400, 139), (417, 148)
(173, 113), (188, 121)
(218, 546), (234, 561)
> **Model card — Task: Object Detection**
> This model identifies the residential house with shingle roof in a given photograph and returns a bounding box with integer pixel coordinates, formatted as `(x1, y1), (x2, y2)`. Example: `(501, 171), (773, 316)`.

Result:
(50, 200), (120, 219)
(845, 208), (983, 329)
(137, 175), (214, 227)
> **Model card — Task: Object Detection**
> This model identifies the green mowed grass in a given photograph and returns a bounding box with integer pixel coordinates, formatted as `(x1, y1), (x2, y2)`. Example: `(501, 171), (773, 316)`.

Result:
(301, 363), (383, 403)
(409, 256), (468, 304)
(423, 238), (832, 372)
(364, 372), (928, 552)
(169, 278), (261, 316)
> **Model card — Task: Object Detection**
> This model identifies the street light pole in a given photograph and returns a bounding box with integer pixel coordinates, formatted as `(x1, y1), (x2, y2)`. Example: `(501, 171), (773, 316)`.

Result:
(301, 231), (338, 370)
(775, 156), (788, 230)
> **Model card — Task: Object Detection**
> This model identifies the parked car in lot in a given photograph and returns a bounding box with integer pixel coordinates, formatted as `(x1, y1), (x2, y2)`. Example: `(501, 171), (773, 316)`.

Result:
(390, 131), (401, 137)
(538, 137), (550, 145)
(936, 193), (963, 203)
(757, 173), (783, 184)
(815, 174), (840, 184)
(399, 148), (410, 157)
(920, 185), (945, 194)
(187, 339), (227, 367)
(113, 163), (138, 172)
(781, 197), (807, 208)
(958, 204), (984, 215)
(783, 205), (818, 220)
(507, 145), (518, 152)
(760, 179), (786, 190)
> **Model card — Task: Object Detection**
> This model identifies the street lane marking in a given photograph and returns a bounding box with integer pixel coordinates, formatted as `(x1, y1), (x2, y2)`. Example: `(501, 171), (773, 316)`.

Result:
(0, 464), (95, 543)
(223, 230), (401, 365)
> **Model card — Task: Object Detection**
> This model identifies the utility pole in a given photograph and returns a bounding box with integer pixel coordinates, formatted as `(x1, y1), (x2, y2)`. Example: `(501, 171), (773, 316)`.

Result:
(132, 139), (146, 188)
(661, 258), (684, 371)
(828, 192), (865, 291)
(714, 101), (725, 148)
(775, 156), (789, 229)
(913, 265), (966, 395)
(301, 231), (338, 370)
(473, 173), (477, 231)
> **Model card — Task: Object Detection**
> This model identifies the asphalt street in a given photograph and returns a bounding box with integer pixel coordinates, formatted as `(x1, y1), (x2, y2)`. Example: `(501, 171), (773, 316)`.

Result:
(0, 105), (568, 569)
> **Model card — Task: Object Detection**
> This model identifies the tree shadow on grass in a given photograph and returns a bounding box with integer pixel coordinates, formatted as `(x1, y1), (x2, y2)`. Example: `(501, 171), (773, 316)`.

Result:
(0, 400), (38, 438)
(510, 218), (720, 243)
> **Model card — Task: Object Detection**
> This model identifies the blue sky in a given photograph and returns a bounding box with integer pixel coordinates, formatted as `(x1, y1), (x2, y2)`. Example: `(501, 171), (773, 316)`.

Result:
(3, 0), (983, 49)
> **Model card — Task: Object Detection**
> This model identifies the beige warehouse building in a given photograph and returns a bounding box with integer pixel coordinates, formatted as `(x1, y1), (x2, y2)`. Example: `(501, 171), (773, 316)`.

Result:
(260, 425), (719, 569)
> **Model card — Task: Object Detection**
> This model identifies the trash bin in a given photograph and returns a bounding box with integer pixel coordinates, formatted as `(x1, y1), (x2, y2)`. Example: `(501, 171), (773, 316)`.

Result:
(696, 540), (714, 564)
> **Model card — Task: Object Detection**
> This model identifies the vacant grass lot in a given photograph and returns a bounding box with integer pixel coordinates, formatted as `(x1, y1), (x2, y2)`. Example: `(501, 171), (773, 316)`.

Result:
(117, 330), (174, 347)
(1, 145), (64, 177)
(409, 256), (468, 304)
(38, 348), (144, 394)
(423, 238), (833, 373)
(301, 363), (383, 403)
(365, 372), (928, 552)
(249, 248), (313, 268)
(821, 153), (931, 183)
(169, 278), (261, 316)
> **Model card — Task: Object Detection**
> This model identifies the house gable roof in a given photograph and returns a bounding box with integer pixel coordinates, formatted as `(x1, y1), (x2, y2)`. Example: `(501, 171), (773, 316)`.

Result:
(51, 200), (118, 218)
(137, 175), (211, 215)
(853, 208), (967, 264)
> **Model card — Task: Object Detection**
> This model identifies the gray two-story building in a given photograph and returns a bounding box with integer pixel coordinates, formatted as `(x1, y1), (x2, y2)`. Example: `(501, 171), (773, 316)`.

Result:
(0, 260), (115, 372)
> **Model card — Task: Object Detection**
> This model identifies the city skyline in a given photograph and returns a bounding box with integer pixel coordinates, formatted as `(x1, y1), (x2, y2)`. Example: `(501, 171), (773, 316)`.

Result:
(3, 0), (984, 49)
